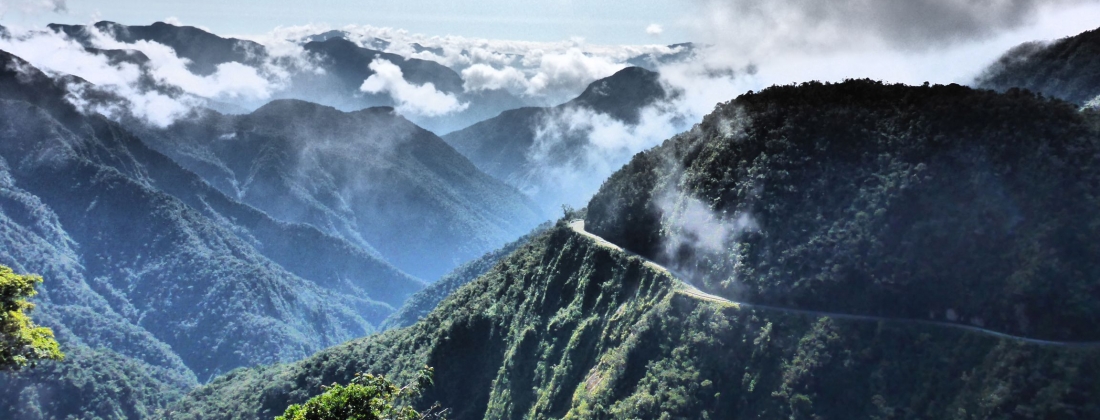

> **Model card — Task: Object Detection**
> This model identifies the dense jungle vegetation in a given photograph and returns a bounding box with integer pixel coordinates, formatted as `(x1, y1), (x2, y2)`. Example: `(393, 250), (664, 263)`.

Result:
(166, 222), (1100, 419)
(977, 26), (1100, 104)
(586, 79), (1100, 342)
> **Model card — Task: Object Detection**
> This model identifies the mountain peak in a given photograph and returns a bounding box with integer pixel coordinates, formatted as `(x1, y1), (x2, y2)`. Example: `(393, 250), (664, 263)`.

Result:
(567, 66), (666, 124)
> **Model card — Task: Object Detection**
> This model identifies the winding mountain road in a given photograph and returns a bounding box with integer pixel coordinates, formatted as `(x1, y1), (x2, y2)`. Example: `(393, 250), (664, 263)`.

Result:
(568, 220), (1100, 349)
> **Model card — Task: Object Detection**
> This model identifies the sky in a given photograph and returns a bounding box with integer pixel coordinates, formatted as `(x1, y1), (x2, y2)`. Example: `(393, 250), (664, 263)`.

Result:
(0, 0), (691, 44)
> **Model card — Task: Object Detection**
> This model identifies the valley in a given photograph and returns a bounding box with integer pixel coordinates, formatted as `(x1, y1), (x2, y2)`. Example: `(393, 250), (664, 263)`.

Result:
(1, 9), (1099, 420)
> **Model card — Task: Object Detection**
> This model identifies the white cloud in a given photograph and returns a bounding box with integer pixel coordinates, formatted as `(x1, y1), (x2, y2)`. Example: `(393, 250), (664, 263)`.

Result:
(0, 26), (195, 127)
(524, 48), (625, 101)
(248, 23), (684, 104)
(517, 58), (753, 211)
(524, 103), (682, 210)
(0, 24), (286, 126)
(680, 0), (1100, 89)
(646, 24), (664, 36)
(86, 29), (276, 100)
(460, 63), (527, 92)
(360, 58), (468, 117)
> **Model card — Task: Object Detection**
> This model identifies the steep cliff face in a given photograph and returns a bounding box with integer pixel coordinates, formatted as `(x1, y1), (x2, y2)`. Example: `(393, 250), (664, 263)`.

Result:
(167, 223), (1100, 420)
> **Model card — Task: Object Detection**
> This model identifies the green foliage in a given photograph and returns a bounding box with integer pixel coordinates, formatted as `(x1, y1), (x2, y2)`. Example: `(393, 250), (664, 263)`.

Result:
(0, 49), (420, 418)
(0, 345), (193, 420)
(0, 265), (62, 370)
(976, 26), (1100, 104)
(380, 222), (551, 331)
(169, 224), (1100, 420)
(587, 79), (1100, 341)
(277, 367), (438, 420)
(135, 98), (544, 280)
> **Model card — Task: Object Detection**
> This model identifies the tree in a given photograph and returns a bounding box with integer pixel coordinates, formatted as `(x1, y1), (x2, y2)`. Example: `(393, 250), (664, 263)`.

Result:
(0, 264), (63, 370)
(276, 366), (444, 420)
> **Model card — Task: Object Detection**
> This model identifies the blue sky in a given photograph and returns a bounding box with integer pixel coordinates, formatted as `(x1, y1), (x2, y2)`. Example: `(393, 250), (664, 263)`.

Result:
(0, 0), (690, 44)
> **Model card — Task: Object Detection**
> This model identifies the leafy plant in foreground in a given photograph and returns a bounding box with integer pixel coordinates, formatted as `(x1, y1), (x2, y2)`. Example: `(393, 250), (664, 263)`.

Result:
(0, 264), (63, 370)
(276, 366), (443, 420)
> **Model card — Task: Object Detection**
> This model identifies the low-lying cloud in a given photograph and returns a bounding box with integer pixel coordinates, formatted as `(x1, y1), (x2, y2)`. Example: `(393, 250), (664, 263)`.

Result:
(0, 23), (291, 126)
(520, 63), (749, 212)
(460, 63), (527, 92)
(260, 23), (672, 105)
(360, 58), (468, 117)
(657, 189), (759, 282)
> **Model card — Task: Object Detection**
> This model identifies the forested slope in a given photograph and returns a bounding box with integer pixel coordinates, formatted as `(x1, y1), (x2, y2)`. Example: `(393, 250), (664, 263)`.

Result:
(587, 80), (1100, 342)
(976, 25), (1100, 105)
(133, 99), (544, 279)
(167, 222), (1100, 419)
(0, 48), (422, 418)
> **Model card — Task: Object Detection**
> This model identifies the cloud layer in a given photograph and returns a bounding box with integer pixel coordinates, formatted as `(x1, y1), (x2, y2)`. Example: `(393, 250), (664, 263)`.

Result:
(693, 0), (1089, 55)
(360, 58), (468, 117)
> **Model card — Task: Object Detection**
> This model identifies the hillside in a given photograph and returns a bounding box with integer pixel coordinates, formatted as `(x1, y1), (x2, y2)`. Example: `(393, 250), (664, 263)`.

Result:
(976, 25), (1100, 105)
(379, 221), (551, 331)
(587, 80), (1100, 342)
(48, 21), (266, 75)
(442, 66), (667, 211)
(0, 49), (423, 417)
(166, 81), (1100, 420)
(166, 222), (1100, 419)
(132, 99), (544, 279)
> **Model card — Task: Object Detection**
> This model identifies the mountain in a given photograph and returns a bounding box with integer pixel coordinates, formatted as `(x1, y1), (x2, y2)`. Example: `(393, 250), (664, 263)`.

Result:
(46, 21), (531, 133)
(976, 26), (1100, 105)
(442, 66), (668, 211)
(48, 21), (266, 76)
(302, 36), (464, 96)
(283, 36), (530, 133)
(165, 221), (1100, 419)
(131, 99), (544, 280)
(626, 42), (697, 71)
(587, 80), (1100, 342)
(378, 221), (551, 331)
(165, 80), (1100, 419)
(0, 49), (424, 417)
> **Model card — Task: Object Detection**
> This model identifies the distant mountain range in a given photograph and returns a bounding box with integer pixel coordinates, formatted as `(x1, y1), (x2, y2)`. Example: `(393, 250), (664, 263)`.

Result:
(0, 41), (537, 416)
(443, 66), (669, 212)
(47, 21), (533, 133)
(132, 99), (544, 280)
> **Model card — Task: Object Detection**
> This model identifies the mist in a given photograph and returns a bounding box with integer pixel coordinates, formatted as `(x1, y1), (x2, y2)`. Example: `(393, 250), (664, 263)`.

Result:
(683, 0), (1100, 87)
